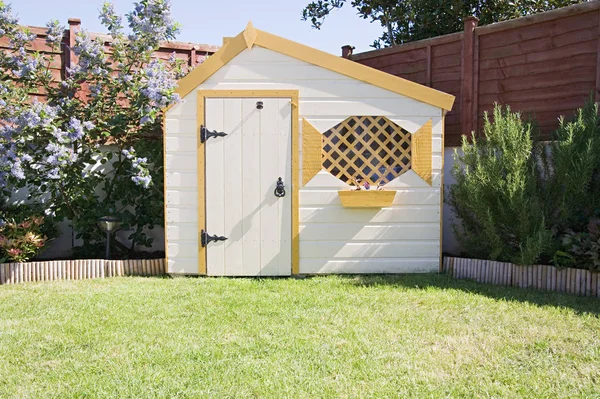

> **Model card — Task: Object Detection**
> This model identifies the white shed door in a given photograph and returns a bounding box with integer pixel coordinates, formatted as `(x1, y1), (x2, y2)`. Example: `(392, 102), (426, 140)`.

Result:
(204, 97), (292, 276)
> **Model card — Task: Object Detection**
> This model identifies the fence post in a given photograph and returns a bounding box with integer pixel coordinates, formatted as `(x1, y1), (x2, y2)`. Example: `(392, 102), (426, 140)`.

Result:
(65, 18), (81, 76)
(595, 9), (600, 102)
(461, 16), (478, 137)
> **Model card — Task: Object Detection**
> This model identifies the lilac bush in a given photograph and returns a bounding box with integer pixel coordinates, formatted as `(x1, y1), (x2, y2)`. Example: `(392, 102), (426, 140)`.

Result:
(0, 0), (187, 254)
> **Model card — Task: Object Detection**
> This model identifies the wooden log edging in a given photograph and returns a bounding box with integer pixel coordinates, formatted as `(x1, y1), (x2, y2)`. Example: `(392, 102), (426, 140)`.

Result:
(0, 258), (166, 285)
(443, 257), (600, 297)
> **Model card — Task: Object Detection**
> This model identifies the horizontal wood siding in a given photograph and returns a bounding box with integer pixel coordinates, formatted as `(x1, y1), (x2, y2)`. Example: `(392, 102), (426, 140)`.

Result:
(0, 259), (166, 285)
(165, 47), (443, 274)
(444, 257), (600, 298)
(351, 2), (600, 146)
(164, 95), (199, 275)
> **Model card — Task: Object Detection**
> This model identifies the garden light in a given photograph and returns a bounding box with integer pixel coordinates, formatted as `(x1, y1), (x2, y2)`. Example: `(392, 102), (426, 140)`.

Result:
(98, 215), (121, 260)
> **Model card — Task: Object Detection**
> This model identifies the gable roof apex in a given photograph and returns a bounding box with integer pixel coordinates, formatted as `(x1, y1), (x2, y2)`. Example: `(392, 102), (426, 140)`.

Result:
(176, 24), (455, 111)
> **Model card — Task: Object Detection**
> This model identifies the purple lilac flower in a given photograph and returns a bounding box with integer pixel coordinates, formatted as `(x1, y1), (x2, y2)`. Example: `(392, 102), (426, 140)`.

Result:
(45, 143), (77, 166)
(66, 65), (82, 75)
(10, 29), (36, 47)
(10, 162), (24, 179)
(126, 0), (179, 44)
(139, 59), (180, 124)
(47, 168), (60, 180)
(140, 115), (152, 125)
(73, 30), (104, 72)
(122, 147), (135, 159)
(17, 108), (41, 128)
(50, 127), (69, 144)
(100, 2), (123, 32)
(14, 100), (58, 129)
(0, 3), (19, 27)
(68, 118), (85, 141)
(132, 157), (147, 169)
(132, 174), (151, 188)
(89, 83), (102, 97)
(141, 59), (178, 106)
(12, 54), (40, 79)
(120, 73), (133, 83)
(45, 20), (64, 47)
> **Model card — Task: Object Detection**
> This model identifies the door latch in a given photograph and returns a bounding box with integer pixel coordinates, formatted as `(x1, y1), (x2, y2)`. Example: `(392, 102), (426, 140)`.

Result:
(274, 177), (286, 198)
(201, 229), (228, 247)
(200, 125), (228, 143)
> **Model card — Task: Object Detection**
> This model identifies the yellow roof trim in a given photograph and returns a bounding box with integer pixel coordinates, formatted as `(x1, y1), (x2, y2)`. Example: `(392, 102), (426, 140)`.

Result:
(243, 21), (258, 50)
(175, 26), (455, 111)
(176, 31), (247, 98)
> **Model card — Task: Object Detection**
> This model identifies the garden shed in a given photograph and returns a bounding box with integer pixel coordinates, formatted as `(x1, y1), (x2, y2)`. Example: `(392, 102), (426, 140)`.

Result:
(164, 23), (455, 276)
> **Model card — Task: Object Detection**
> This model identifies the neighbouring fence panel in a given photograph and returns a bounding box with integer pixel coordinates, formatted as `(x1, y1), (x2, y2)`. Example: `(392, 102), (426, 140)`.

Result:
(443, 257), (600, 297)
(0, 259), (166, 285)
(476, 10), (598, 135)
(350, 2), (600, 147)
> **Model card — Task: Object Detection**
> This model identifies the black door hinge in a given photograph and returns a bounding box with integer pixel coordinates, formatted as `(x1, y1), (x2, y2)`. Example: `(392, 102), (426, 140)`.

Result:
(201, 229), (228, 247)
(200, 125), (228, 143)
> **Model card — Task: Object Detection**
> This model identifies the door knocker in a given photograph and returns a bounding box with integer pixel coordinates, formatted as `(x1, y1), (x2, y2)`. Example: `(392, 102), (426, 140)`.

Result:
(274, 177), (286, 198)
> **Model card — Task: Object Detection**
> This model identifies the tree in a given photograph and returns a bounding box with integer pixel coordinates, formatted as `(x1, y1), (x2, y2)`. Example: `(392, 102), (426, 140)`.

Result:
(301, 0), (589, 48)
(0, 0), (185, 256)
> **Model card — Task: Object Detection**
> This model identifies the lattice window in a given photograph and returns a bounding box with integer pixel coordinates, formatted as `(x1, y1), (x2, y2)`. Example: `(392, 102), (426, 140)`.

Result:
(322, 116), (411, 185)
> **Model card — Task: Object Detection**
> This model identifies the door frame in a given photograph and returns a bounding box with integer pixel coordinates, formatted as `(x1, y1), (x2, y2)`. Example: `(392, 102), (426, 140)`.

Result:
(196, 90), (300, 275)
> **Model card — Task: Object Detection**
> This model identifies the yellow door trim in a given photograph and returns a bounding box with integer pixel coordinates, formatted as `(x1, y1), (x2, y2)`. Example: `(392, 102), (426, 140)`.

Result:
(197, 90), (300, 275)
(196, 92), (207, 275)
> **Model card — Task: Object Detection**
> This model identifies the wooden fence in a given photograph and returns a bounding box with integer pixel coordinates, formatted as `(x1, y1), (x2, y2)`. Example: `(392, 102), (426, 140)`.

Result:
(443, 256), (600, 297)
(349, 2), (600, 146)
(0, 258), (166, 285)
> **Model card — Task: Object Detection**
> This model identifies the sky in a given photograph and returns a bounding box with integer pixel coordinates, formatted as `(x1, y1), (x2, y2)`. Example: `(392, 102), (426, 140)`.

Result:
(10, 0), (384, 55)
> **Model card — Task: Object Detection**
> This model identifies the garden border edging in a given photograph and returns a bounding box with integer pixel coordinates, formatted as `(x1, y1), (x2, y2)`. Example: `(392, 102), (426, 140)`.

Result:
(0, 258), (165, 285)
(443, 257), (599, 297)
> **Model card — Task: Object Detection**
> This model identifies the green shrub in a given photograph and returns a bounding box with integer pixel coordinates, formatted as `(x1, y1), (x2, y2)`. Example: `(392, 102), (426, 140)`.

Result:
(537, 97), (600, 232)
(555, 218), (600, 271)
(536, 97), (600, 268)
(447, 104), (551, 265)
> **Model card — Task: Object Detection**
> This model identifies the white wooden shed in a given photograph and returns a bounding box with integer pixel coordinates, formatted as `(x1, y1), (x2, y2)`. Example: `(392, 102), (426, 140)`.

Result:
(164, 23), (455, 276)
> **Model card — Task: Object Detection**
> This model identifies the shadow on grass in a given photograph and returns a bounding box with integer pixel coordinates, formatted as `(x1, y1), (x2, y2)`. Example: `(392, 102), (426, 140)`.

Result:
(340, 273), (600, 317)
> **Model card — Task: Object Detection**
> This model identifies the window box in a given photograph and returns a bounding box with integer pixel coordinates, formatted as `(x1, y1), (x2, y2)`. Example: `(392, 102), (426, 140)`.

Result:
(338, 190), (396, 208)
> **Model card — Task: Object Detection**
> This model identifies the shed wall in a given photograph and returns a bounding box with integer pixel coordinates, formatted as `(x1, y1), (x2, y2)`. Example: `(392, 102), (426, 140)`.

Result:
(165, 47), (443, 274)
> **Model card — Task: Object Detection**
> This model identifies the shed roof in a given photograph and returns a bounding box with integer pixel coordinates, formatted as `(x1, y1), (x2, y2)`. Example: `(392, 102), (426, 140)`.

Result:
(175, 23), (455, 111)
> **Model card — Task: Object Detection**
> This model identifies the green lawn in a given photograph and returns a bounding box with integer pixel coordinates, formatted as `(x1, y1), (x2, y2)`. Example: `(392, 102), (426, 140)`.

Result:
(1, 275), (599, 398)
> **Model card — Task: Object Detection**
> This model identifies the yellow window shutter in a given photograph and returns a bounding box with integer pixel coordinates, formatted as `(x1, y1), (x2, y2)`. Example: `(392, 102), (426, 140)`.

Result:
(302, 119), (322, 186)
(412, 120), (433, 186)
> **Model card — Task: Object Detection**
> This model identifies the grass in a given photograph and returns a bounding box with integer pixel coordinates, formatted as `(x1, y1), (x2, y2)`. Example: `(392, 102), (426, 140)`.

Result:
(0, 274), (599, 398)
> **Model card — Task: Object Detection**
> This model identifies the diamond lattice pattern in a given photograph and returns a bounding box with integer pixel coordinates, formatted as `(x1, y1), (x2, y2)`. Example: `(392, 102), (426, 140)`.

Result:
(322, 116), (411, 185)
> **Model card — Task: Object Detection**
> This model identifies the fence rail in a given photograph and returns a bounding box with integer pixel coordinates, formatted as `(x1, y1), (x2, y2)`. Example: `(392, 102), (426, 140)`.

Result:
(0, 258), (166, 285)
(443, 256), (599, 297)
